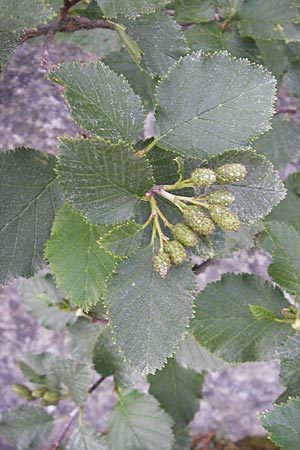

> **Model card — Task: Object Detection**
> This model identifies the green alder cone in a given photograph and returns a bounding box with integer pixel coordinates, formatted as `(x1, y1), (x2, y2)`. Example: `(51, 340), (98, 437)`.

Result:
(42, 390), (61, 405)
(190, 167), (216, 187)
(152, 252), (171, 278)
(12, 384), (33, 401)
(31, 387), (48, 399)
(206, 190), (235, 206)
(183, 206), (215, 236)
(215, 163), (247, 184)
(209, 205), (241, 231)
(172, 223), (198, 247)
(164, 240), (187, 265)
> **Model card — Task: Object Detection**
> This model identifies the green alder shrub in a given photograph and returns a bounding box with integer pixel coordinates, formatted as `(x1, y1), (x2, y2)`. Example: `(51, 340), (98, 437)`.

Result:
(1, 1), (300, 449)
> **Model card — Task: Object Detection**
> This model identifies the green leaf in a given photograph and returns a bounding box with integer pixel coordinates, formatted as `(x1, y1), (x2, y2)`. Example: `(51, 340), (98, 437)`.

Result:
(191, 274), (293, 363)
(107, 390), (174, 450)
(19, 274), (77, 331)
(0, 30), (22, 72)
(99, 221), (143, 258)
(253, 115), (300, 170)
(173, 427), (191, 450)
(18, 353), (50, 385)
(277, 333), (300, 402)
(0, 148), (64, 285)
(45, 205), (119, 310)
(214, 223), (263, 259)
(265, 173), (300, 231)
(96, 0), (167, 18)
(186, 22), (261, 62)
(114, 23), (143, 66)
(0, 0), (54, 31)
(65, 319), (101, 362)
(48, 62), (146, 144)
(0, 405), (53, 450)
(120, 13), (188, 77)
(255, 40), (289, 84)
(58, 139), (154, 224)
(238, 0), (300, 42)
(104, 49), (156, 112)
(62, 424), (108, 450)
(148, 357), (204, 427)
(260, 398), (300, 450)
(249, 304), (277, 321)
(154, 51), (276, 158)
(105, 246), (195, 374)
(54, 29), (121, 58)
(203, 150), (286, 222)
(175, 334), (227, 373)
(174, 0), (233, 23)
(265, 221), (300, 295)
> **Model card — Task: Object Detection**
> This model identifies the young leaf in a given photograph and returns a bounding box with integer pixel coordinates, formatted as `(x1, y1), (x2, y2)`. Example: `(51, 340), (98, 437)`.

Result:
(48, 62), (146, 144)
(45, 205), (119, 310)
(203, 150), (286, 222)
(62, 424), (108, 450)
(95, 0), (167, 18)
(155, 51), (276, 158)
(191, 274), (293, 363)
(105, 246), (195, 374)
(148, 357), (204, 427)
(98, 221), (143, 258)
(265, 221), (300, 295)
(19, 274), (77, 331)
(0, 148), (64, 285)
(238, 0), (300, 42)
(18, 353), (50, 385)
(277, 333), (300, 402)
(120, 12), (188, 77)
(260, 398), (300, 450)
(249, 304), (277, 321)
(58, 139), (154, 224)
(0, 405), (53, 450)
(253, 115), (300, 170)
(107, 390), (174, 450)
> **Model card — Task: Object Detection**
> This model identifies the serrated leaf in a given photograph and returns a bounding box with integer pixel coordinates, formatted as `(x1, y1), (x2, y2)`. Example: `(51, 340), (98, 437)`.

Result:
(148, 357), (204, 427)
(45, 205), (119, 309)
(54, 29), (121, 57)
(107, 390), (174, 450)
(99, 221), (142, 257)
(249, 304), (277, 321)
(175, 334), (227, 372)
(238, 0), (300, 42)
(62, 424), (108, 450)
(265, 221), (300, 295)
(58, 139), (154, 224)
(203, 150), (286, 222)
(154, 51), (276, 158)
(277, 333), (300, 402)
(191, 274), (293, 363)
(105, 246), (194, 374)
(260, 398), (300, 450)
(104, 49), (155, 112)
(96, 0), (167, 18)
(48, 62), (146, 144)
(0, 0), (54, 31)
(19, 274), (77, 331)
(0, 30), (22, 72)
(120, 12), (188, 77)
(65, 319), (101, 362)
(174, 0), (233, 23)
(0, 405), (53, 450)
(253, 115), (300, 170)
(0, 148), (64, 285)
(186, 22), (261, 63)
(256, 40), (289, 84)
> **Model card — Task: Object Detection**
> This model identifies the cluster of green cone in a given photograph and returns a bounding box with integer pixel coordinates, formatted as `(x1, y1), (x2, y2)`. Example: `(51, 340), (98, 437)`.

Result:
(12, 383), (62, 406)
(153, 163), (247, 277)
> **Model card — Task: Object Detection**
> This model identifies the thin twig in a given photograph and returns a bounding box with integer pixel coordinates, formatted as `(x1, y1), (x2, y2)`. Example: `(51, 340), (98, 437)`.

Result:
(47, 408), (79, 450)
(276, 106), (298, 114)
(88, 376), (105, 394)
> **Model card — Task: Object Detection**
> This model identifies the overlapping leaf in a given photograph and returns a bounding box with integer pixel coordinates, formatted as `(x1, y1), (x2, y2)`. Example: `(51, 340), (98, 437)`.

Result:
(260, 398), (300, 450)
(98, 221), (142, 258)
(58, 139), (154, 224)
(174, 0), (233, 23)
(65, 319), (101, 363)
(120, 13), (188, 76)
(148, 358), (204, 427)
(62, 424), (108, 450)
(191, 274), (293, 363)
(154, 51), (276, 158)
(48, 62), (146, 144)
(96, 0), (167, 18)
(107, 390), (174, 450)
(0, 405), (53, 450)
(203, 150), (286, 222)
(0, 0), (54, 31)
(0, 148), (64, 285)
(265, 221), (300, 295)
(105, 246), (195, 374)
(277, 333), (300, 402)
(45, 205), (119, 309)
(0, 30), (22, 72)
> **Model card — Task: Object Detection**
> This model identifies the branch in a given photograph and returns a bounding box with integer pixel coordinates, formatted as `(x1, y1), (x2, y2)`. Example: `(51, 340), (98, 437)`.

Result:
(46, 408), (79, 450)
(21, 16), (114, 43)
